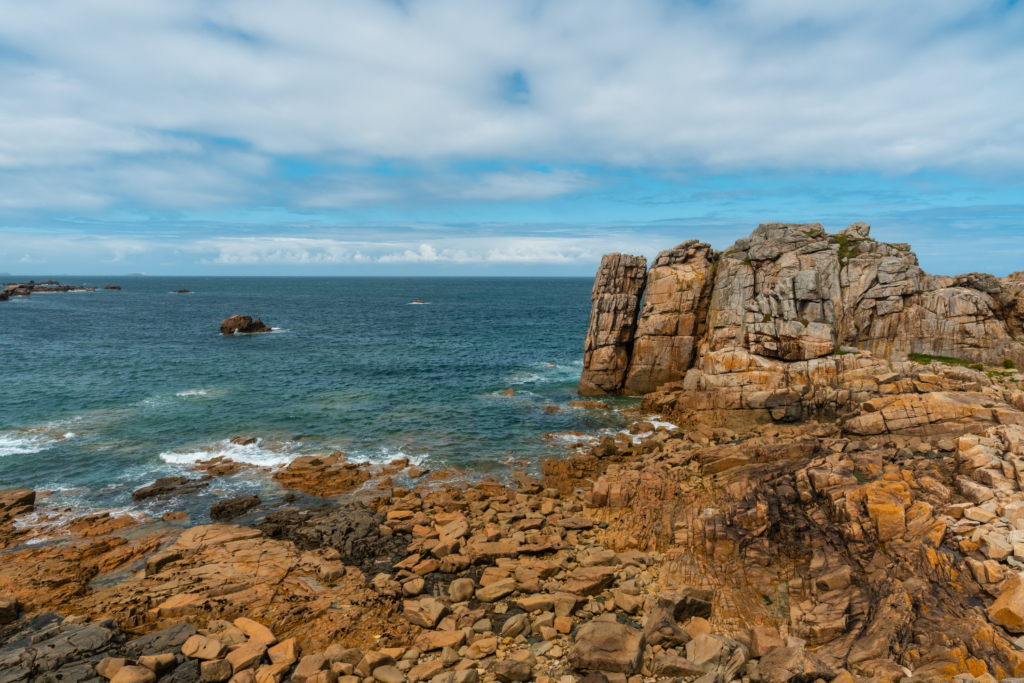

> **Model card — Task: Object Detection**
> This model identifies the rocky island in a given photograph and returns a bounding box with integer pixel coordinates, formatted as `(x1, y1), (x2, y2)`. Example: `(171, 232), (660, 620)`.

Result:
(221, 315), (273, 335)
(5, 222), (1024, 683)
(1, 280), (99, 300)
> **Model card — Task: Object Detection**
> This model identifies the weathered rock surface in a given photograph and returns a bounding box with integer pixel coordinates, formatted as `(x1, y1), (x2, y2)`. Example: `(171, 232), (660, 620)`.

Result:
(132, 477), (210, 501)
(220, 315), (272, 335)
(271, 453), (371, 497)
(578, 253), (647, 395)
(209, 495), (261, 521)
(624, 240), (715, 395)
(260, 504), (409, 576)
(584, 222), (1024, 413)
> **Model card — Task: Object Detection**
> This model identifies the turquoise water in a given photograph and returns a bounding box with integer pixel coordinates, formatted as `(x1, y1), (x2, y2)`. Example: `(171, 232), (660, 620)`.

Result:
(0, 277), (635, 525)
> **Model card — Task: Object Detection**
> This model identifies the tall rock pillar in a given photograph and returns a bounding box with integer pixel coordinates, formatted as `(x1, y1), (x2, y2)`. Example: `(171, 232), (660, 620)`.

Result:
(623, 241), (715, 394)
(578, 253), (648, 395)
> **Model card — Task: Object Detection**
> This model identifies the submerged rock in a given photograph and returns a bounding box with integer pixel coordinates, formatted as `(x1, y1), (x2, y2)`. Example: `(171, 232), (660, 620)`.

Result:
(131, 476), (210, 501)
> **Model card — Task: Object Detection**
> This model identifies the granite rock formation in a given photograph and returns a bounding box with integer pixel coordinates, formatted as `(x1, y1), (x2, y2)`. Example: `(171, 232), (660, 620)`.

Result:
(221, 315), (272, 335)
(580, 222), (1024, 404)
(578, 254), (648, 395)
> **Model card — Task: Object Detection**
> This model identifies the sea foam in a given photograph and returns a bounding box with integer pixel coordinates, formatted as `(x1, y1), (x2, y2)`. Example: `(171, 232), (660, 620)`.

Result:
(159, 438), (298, 468)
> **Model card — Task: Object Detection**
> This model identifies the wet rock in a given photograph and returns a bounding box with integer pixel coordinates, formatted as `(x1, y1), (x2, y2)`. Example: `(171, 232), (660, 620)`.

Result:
(259, 503), (409, 575)
(132, 477), (209, 501)
(221, 316), (272, 335)
(210, 495), (261, 521)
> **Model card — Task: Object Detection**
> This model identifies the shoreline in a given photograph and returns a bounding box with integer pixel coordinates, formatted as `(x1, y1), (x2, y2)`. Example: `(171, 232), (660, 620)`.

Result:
(2, 357), (1024, 683)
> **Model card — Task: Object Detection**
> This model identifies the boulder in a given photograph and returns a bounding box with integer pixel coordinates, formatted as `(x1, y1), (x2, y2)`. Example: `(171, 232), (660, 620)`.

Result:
(111, 666), (158, 683)
(404, 598), (449, 629)
(989, 573), (1024, 632)
(493, 660), (532, 682)
(210, 495), (261, 521)
(756, 646), (835, 683)
(568, 621), (645, 674)
(686, 633), (749, 680)
(0, 596), (19, 624)
(132, 476), (209, 500)
(448, 578), (475, 602)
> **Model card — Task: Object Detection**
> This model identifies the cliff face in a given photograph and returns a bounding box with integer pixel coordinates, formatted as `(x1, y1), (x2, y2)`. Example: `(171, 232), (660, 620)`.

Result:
(580, 222), (1024, 400)
(578, 253), (647, 395)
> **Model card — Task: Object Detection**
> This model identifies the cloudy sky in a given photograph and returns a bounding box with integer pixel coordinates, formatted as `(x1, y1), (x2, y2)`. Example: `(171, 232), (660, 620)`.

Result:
(1, 0), (1022, 276)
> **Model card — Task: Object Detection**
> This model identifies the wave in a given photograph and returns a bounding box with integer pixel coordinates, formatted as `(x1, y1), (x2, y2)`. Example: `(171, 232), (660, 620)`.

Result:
(176, 389), (210, 397)
(349, 445), (429, 468)
(159, 438), (299, 468)
(0, 426), (76, 457)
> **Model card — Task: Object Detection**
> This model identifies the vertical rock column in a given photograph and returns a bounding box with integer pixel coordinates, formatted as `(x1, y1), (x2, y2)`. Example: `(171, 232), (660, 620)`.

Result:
(624, 241), (715, 395)
(578, 253), (648, 395)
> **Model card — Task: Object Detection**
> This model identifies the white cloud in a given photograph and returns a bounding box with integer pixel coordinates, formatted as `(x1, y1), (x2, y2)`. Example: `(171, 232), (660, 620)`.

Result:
(197, 237), (362, 265)
(0, 0), (1020, 210)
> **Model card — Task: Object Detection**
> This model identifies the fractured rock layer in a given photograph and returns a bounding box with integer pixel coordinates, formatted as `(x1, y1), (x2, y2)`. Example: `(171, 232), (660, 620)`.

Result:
(582, 222), (1024, 402)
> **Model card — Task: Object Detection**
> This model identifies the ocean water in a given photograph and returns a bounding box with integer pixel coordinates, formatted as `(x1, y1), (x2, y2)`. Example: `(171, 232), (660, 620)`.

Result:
(0, 277), (636, 528)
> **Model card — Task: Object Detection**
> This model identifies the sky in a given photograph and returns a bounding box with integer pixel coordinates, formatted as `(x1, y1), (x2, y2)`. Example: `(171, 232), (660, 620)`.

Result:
(1, 0), (1023, 277)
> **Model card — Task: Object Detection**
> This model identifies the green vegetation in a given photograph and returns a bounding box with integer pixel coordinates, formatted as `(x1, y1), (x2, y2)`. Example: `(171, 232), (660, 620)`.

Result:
(832, 348), (850, 356)
(742, 257), (752, 266)
(833, 234), (862, 264)
(908, 352), (984, 370)
(1005, 359), (1017, 369)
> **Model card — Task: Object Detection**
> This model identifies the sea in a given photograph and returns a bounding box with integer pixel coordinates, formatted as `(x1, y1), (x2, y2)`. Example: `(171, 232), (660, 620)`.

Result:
(0, 277), (641, 533)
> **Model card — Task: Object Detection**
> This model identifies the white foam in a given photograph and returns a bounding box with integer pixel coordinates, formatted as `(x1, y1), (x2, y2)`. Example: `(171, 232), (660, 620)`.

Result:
(350, 445), (429, 468)
(0, 425), (76, 457)
(0, 433), (46, 457)
(159, 438), (299, 468)
(176, 389), (209, 397)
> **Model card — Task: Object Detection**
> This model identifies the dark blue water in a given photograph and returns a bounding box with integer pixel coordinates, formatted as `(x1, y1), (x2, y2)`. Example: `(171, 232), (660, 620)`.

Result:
(0, 278), (635, 529)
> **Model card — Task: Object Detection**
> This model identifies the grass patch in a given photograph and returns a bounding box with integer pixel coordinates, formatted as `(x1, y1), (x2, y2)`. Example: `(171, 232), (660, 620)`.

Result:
(908, 352), (984, 370)
(1005, 359), (1017, 370)
(833, 348), (850, 356)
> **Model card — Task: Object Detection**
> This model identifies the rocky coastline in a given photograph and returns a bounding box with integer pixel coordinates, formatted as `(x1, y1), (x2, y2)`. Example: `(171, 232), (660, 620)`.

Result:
(5, 222), (1024, 683)
(1, 280), (106, 300)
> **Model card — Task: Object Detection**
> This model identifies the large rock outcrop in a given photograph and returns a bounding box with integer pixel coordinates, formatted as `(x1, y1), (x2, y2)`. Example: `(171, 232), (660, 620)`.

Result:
(581, 223), (1024, 413)
(578, 254), (647, 395)
(221, 315), (272, 335)
(623, 240), (715, 395)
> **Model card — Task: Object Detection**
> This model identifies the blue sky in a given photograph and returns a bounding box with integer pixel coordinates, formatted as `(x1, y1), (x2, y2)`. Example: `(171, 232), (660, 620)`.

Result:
(1, 0), (1022, 276)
